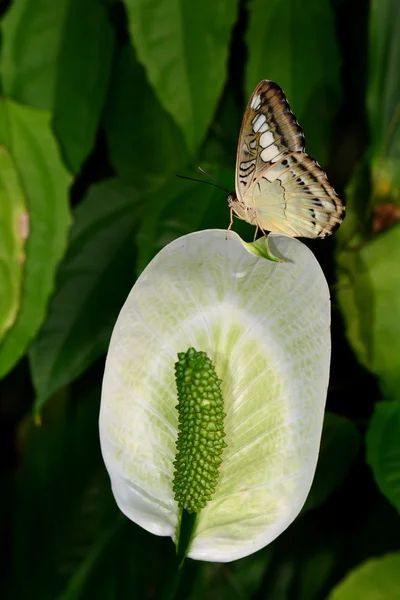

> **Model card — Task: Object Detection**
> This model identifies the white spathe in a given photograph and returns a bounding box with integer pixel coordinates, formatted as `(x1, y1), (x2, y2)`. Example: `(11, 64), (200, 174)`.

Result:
(100, 229), (331, 562)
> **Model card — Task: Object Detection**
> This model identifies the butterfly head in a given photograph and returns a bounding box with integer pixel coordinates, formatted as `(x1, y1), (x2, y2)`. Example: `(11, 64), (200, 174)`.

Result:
(227, 192), (236, 208)
(227, 192), (256, 224)
(227, 192), (244, 215)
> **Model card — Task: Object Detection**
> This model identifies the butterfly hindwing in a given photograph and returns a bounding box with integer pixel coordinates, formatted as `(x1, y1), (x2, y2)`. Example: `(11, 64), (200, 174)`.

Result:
(233, 80), (345, 238)
(251, 151), (344, 237)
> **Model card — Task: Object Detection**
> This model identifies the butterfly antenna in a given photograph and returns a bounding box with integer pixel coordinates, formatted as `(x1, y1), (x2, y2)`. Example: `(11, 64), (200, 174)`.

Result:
(197, 167), (230, 193)
(197, 166), (217, 180)
(176, 172), (230, 194)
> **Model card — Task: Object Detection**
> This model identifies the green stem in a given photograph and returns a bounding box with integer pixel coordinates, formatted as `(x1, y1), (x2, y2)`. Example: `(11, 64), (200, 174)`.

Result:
(161, 510), (197, 600)
(162, 558), (185, 600)
(177, 509), (197, 568)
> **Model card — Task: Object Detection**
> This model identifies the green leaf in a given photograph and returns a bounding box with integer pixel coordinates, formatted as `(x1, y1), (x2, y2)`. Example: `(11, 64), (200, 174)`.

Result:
(54, 519), (171, 600)
(55, 520), (123, 600)
(199, 83), (241, 168)
(0, 0), (114, 173)
(52, 0), (115, 173)
(367, 401), (400, 513)
(335, 163), (400, 394)
(296, 543), (340, 600)
(10, 383), (172, 600)
(245, 0), (341, 163)
(0, 99), (71, 378)
(185, 549), (271, 599)
(124, 0), (238, 153)
(337, 224), (400, 397)
(335, 159), (373, 372)
(103, 43), (187, 186)
(368, 0), (400, 202)
(0, 0), (70, 108)
(335, 2), (400, 393)
(303, 412), (361, 513)
(328, 553), (400, 599)
(29, 179), (142, 414)
(136, 168), (236, 273)
(0, 146), (28, 342)
(11, 388), (120, 600)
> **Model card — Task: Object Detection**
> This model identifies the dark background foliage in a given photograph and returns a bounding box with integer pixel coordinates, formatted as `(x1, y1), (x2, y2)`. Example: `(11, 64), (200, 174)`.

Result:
(1, 0), (400, 597)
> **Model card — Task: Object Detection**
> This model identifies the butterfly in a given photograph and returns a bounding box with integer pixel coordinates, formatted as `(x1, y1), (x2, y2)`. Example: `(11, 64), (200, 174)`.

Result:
(227, 80), (345, 238)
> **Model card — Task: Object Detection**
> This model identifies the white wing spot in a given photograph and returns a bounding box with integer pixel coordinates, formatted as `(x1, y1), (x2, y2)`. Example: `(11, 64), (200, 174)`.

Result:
(261, 145), (280, 162)
(250, 94), (261, 109)
(259, 131), (275, 148)
(258, 123), (268, 133)
(249, 140), (257, 149)
(252, 114), (267, 133)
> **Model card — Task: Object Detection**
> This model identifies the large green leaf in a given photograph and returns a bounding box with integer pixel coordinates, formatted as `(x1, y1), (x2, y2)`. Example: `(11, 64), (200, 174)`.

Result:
(199, 83), (242, 169)
(0, 0), (70, 108)
(335, 159), (371, 371)
(245, 0), (341, 163)
(303, 412), (361, 513)
(29, 179), (142, 414)
(367, 401), (400, 513)
(124, 0), (238, 153)
(263, 514), (342, 600)
(0, 0), (114, 173)
(9, 385), (174, 600)
(0, 99), (71, 378)
(337, 224), (400, 397)
(368, 0), (400, 203)
(185, 548), (271, 599)
(103, 43), (187, 187)
(54, 518), (174, 600)
(136, 167), (238, 273)
(335, 0), (400, 392)
(335, 154), (400, 395)
(328, 553), (400, 599)
(10, 388), (120, 600)
(52, 0), (115, 173)
(0, 146), (27, 342)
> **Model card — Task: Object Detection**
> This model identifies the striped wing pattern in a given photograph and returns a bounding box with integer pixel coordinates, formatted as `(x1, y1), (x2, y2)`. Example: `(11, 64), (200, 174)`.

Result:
(233, 80), (345, 238)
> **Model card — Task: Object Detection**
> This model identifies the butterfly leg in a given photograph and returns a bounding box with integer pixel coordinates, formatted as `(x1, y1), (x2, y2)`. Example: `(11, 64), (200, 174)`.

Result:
(257, 220), (268, 238)
(253, 226), (259, 241)
(226, 208), (234, 240)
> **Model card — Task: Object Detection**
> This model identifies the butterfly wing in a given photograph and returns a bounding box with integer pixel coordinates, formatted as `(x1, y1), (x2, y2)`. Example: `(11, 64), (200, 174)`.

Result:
(235, 80), (304, 193)
(235, 80), (345, 238)
(248, 151), (345, 237)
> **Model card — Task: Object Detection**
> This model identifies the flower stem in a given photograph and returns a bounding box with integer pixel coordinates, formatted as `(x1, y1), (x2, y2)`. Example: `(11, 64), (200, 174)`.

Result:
(177, 509), (197, 568)
(161, 510), (197, 599)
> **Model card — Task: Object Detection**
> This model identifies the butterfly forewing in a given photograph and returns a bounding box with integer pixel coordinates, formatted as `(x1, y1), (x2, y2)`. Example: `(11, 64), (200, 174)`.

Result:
(234, 80), (345, 238)
(235, 81), (304, 194)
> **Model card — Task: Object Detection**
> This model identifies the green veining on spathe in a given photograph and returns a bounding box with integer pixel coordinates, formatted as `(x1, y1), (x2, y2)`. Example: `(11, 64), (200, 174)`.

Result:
(173, 347), (226, 513)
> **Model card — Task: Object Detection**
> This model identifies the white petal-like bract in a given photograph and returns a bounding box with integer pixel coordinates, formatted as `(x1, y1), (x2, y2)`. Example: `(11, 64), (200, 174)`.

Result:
(100, 230), (330, 562)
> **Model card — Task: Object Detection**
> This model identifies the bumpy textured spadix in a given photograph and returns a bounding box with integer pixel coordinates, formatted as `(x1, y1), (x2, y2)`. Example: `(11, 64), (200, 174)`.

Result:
(100, 229), (331, 562)
(173, 347), (226, 513)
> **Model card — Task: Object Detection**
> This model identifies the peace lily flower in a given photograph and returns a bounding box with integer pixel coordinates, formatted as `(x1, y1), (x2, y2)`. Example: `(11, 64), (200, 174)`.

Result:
(100, 229), (330, 563)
